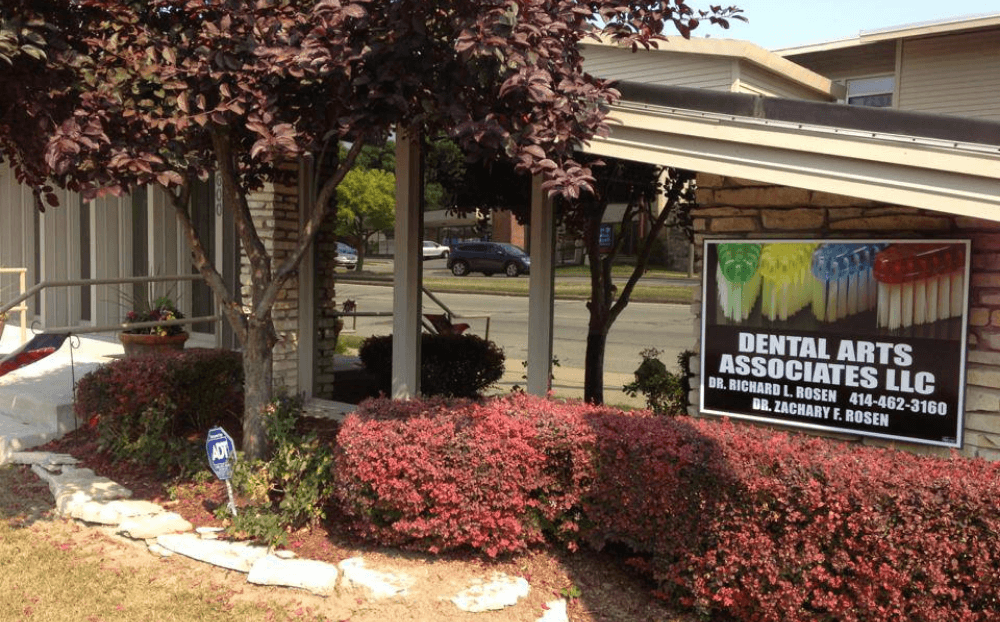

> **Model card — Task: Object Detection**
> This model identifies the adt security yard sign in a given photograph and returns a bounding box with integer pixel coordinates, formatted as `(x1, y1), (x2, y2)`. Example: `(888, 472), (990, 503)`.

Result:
(206, 426), (238, 516)
(206, 427), (236, 480)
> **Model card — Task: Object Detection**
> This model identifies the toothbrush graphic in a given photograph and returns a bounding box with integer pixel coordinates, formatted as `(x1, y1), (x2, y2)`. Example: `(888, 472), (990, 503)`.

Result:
(716, 243), (762, 322)
(758, 243), (818, 322)
(810, 243), (887, 322)
(873, 243), (965, 330)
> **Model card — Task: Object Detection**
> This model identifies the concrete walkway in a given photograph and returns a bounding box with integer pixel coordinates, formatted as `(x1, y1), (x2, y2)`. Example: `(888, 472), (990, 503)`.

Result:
(0, 329), (219, 460)
(0, 330), (119, 460)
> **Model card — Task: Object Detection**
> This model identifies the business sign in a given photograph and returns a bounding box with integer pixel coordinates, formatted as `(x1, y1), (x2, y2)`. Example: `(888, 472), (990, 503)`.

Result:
(700, 239), (971, 448)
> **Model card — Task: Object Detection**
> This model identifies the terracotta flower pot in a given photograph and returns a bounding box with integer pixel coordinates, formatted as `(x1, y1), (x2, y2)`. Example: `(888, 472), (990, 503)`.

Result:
(118, 331), (189, 358)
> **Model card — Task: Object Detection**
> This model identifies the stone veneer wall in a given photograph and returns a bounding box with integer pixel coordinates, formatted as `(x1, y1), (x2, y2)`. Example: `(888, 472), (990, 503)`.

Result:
(312, 214), (342, 398)
(689, 173), (1000, 460)
(246, 179), (301, 394)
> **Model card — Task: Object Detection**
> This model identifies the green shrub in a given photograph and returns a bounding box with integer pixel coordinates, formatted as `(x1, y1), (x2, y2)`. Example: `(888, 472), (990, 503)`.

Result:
(73, 349), (243, 475)
(358, 333), (505, 398)
(225, 392), (335, 548)
(622, 347), (687, 414)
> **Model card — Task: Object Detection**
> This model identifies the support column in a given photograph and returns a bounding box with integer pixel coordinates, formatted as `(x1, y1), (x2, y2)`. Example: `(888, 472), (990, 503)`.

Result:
(297, 157), (316, 397)
(527, 175), (555, 396)
(392, 130), (423, 398)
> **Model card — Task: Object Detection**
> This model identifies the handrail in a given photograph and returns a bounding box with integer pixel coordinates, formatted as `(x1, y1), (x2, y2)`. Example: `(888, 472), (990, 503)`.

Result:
(0, 274), (202, 316)
(0, 267), (28, 343)
(41, 315), (223, 336)
(421, 287), (491, 339)
(333, 285), (492, 339)
(0, 274), (220, 342)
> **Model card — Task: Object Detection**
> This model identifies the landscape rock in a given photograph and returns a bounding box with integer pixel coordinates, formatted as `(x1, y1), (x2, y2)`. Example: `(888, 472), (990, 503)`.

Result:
(32, 464), (131, 501)
(248, 554), (339, 596)
(156, 533), (269, 573)
(339, 557), (414, 599)
(450, 573), (531, 612)
(535, 599), (569, 622)
(8, 451), (79, 469)
(146, 542), (174, 558)
(118, 512), (194, 539)
(54, 489), (94, 517)
(70, 499), (164, 525)
(196, 526), (224, 540)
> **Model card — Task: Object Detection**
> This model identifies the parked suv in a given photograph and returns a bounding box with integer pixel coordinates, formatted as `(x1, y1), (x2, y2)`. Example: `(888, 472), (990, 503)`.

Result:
(447, 242), (530, 277)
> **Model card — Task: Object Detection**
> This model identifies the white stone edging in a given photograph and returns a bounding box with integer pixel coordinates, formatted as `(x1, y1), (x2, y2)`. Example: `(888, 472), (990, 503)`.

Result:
(6, 450), (568, 622)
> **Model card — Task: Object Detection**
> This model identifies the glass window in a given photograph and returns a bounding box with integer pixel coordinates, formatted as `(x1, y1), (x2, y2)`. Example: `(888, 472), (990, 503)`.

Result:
(846, 76), (894, 108)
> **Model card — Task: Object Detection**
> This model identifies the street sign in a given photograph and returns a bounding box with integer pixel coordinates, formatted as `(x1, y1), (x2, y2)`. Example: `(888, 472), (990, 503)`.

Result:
(206, 426), (236, 481)
(598, 224), (614, 254)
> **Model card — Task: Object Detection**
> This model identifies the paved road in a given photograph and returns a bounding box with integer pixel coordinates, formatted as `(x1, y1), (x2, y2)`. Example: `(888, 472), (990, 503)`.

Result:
(357, 256), (698, 286)
(336, 282), (697, 380)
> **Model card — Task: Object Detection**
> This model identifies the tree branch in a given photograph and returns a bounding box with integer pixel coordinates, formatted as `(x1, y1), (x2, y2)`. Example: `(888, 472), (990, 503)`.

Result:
(165, 178), (249, 345)
(611, 169), (694, 321)
(259, 138), (367, 315)
(210, 125), (271, 299)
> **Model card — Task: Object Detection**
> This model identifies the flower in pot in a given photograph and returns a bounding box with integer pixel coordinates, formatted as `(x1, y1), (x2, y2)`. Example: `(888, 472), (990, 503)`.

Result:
(119, 295), (188, 357)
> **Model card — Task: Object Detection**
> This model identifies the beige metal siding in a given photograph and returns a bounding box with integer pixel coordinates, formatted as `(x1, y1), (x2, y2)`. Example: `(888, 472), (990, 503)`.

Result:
(582, 45), (734, 91)
(898, 30), (1000, 121)
(737, 62), (832, 100)
(785, 41), (897, 82)
(39, 187), (82, 327)
(90, 193), (135, 327)
(0, 164), (37, 319)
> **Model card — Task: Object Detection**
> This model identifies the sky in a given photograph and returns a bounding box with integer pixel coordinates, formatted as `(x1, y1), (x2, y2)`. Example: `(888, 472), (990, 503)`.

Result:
(697, 1), (1000, 50)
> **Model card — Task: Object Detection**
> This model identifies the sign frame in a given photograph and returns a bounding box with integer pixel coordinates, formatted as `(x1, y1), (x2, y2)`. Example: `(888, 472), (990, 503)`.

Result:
(699, 238), (971, 448)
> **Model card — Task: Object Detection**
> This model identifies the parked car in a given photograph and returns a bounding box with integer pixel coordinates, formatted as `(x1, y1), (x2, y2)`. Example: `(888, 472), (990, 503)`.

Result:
(447, 242), (530, 277)
(422, 240), (450, 260)
(335, 242), (358, 270)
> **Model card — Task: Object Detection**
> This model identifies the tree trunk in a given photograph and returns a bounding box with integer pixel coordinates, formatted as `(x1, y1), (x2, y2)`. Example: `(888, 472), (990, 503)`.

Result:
(584, 213), (614, 404)
(355, 236), (366, 272)
(584, 326), (610, 404)
(241, 319), (274, 460)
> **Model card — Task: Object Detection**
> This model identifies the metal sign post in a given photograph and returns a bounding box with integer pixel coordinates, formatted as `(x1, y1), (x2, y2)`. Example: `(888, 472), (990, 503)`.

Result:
(206, 426), (238, 516)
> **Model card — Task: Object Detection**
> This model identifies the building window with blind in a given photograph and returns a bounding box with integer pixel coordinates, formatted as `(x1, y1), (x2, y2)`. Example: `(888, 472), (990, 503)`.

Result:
(846, 76), (894, 107)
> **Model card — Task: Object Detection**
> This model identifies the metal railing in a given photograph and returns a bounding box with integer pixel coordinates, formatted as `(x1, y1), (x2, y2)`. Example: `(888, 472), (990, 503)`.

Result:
(0, 274), (221, 341)
(0, 267), (29, 343)
(335, 284), (491, 340)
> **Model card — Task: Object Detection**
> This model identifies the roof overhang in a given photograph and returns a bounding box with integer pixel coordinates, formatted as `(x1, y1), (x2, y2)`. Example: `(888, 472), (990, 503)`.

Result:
(776, 13), (1000, 56)
(583, 36), (844, 100)
(585, 83), (1000, 222)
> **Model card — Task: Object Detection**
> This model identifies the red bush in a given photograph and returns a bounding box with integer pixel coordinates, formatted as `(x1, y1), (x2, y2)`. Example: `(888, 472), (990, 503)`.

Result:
(74, 348), (243, 443)
(332, 393), (601, 556)
(331, 394), (1000, 620)
(584, 414), (1000, 622)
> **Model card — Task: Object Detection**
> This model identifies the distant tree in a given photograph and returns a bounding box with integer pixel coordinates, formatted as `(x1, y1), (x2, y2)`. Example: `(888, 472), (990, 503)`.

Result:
(336, 167), (396, 270)
(351, 142), (396, 174)
(345, 138), (466, 213)
(424, 138), (467, 212)
(2, 0), (743, 459)
(562, 159), (696, 404)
